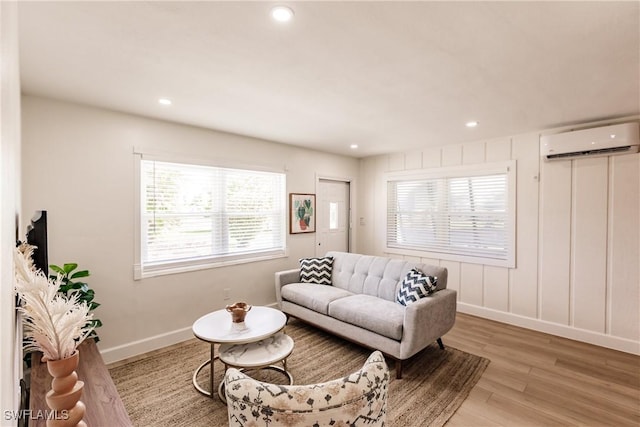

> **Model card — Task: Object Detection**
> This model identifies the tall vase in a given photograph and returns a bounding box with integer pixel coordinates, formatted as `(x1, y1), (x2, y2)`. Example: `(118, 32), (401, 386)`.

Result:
(45, 350), (87, 427)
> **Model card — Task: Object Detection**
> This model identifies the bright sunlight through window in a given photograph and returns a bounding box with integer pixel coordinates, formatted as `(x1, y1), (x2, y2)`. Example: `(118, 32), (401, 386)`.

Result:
(137, 159), (286, 278)
(386, 161), (515, 268)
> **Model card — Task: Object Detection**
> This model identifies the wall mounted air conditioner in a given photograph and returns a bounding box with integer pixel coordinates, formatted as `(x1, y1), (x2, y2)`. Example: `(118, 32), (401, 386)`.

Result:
(540, 122), (640, 161)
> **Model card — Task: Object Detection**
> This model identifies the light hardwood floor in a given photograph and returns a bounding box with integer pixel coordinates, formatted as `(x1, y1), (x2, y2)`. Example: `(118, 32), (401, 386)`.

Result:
(445, 313), (640, 426)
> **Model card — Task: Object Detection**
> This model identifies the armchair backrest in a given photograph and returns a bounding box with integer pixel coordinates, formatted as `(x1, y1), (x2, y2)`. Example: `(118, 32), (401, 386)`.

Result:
(225, 350), (389, 427)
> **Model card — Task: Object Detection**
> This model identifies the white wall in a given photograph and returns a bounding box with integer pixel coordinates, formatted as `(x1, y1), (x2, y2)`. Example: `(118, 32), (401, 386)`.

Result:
(21, 95), (359, 363)
(1, 1), (22, 423)
(358, 118), (640, 354)
(19, 92), (640, 362)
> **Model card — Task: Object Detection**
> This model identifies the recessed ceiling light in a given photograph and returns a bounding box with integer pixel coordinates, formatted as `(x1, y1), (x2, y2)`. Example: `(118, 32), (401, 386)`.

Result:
(158, 98), (172, 106)
(271, 6), (294, 22)
(350, 144), (359, 149)
(466, 121), (479, 128)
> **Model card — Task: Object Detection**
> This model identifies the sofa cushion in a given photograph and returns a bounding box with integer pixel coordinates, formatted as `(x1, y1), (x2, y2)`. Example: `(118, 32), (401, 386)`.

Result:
(281, 283), (352, 315)
(328, 294), (404, 341)
(299, 257), (333, 285)
(396, 268), (438, 306)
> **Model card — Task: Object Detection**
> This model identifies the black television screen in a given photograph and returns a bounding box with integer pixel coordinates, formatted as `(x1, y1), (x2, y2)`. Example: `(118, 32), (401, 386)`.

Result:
(26, 210), (48, 275)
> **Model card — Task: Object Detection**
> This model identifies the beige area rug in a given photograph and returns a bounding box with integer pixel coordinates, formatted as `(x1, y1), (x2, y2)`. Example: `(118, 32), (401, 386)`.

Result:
(109, 319), (489, 427)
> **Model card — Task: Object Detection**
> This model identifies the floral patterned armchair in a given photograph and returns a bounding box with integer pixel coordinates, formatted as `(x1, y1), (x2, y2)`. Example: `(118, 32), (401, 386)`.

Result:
(225, 350), (389, 426)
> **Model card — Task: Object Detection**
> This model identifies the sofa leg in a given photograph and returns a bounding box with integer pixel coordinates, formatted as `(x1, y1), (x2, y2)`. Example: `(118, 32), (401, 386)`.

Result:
(395, 360), (403, 379)
(437, 338), (444, 350)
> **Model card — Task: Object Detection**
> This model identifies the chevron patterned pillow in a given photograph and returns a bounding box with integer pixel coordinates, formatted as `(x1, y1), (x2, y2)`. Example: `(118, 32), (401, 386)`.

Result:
(299, 257), (333, 285)
(396, 268), (438, 306)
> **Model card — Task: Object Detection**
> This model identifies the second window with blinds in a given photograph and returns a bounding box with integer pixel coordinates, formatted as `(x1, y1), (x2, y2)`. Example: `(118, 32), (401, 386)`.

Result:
(386, 161), (516, 268)
(136, 157), (286, 278)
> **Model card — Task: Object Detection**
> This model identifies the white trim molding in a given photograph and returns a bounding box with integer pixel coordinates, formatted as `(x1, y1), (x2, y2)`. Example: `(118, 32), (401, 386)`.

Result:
(99, 326), (194, 364)
(99, 302), (280, 364)
(457, 303), (640, 355)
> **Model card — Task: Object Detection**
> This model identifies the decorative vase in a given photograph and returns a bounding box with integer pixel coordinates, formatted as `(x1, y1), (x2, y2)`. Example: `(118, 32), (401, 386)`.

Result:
(45, 350), (87, 427)
(226, 301), (252, 324)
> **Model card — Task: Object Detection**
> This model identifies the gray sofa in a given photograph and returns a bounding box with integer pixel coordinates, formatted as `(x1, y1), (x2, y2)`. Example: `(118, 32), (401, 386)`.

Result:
(275, 251), (457, 378)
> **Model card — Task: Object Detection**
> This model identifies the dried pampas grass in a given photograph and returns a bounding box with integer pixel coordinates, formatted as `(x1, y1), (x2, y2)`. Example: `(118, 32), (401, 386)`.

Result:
(15, 243), (95, 361)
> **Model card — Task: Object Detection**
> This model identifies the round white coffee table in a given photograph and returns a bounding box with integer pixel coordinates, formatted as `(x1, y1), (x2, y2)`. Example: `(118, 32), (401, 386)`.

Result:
(192, 306), (287, 399)
(218, 332), (294, 401)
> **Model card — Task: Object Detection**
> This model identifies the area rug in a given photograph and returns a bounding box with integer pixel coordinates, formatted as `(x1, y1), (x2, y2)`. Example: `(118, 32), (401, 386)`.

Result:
(109, 319), (489, 426)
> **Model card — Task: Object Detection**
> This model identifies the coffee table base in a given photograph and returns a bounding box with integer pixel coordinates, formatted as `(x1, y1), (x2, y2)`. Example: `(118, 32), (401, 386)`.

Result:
(192, 359), (214, 397)
(192, 343), (217, 397)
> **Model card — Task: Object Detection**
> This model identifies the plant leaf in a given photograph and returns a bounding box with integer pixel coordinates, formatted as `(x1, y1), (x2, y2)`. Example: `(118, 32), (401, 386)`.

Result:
(49, 265), (65, 275)
(63, 263), (78, 274)
(59, 283), (73, 293)
(70, 270), (90, 279)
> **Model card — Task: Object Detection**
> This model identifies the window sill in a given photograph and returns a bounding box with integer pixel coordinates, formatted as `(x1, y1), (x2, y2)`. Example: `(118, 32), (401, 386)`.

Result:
(133, 250), (288, 280)
(384, 247), (515, 269)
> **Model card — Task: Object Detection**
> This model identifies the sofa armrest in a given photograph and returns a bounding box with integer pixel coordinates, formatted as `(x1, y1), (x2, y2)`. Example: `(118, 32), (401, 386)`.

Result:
(400, 289), (457, 359)
(275, 268), (301, 306)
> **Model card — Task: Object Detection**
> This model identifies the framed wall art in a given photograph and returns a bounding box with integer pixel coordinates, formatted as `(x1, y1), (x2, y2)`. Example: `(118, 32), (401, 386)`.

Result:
(290, 193), (316, 234)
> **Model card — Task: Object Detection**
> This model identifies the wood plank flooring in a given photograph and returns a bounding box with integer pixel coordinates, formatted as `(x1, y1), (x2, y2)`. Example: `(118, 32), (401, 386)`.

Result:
(30, 340), (132, 426)
(445, 313), (640, 426)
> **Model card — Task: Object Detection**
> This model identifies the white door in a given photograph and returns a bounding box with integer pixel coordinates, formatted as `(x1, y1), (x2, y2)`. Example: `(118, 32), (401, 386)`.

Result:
(316, 179), (350, 256)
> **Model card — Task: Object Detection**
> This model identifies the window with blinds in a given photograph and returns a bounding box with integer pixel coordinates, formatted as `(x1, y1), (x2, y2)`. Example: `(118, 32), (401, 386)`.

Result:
(386, 161), (515, 267)
(139, 159), (286, 276)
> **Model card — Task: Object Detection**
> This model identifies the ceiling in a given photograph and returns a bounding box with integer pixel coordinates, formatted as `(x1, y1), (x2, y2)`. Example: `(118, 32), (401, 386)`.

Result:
(17, 1), (640, 158)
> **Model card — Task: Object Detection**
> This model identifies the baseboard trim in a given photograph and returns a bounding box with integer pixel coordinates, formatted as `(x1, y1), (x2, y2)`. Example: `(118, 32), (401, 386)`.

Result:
(100, 302), (280, 364)
(100, 326), (194, 364)
(457, 303), (640, 355)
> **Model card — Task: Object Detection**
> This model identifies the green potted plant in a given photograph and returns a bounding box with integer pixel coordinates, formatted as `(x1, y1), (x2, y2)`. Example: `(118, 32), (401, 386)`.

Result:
(49, 263), (102, 343)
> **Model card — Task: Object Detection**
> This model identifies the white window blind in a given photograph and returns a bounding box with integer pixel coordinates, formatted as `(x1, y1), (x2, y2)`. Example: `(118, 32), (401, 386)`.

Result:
(140, 159), (286, 275)
(386, 162), (515, 267)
